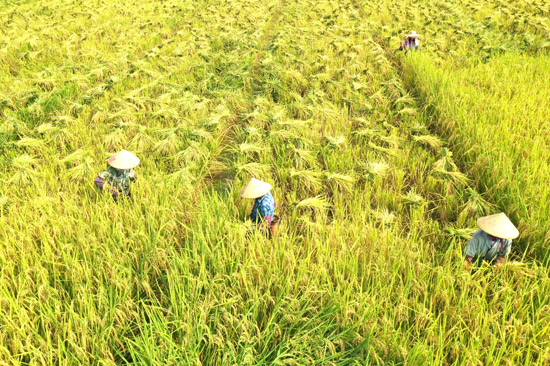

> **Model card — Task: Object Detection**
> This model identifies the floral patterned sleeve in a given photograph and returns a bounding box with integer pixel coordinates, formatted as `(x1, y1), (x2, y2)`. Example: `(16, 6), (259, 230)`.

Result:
(94, 169), (112, 190)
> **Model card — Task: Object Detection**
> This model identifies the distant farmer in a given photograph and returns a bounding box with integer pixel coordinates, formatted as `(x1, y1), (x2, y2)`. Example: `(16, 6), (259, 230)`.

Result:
(464, 213), (519, 265)
(400, 31), (421, 53)
(241, 178), (279, 237)
(94, 149), (139, 201)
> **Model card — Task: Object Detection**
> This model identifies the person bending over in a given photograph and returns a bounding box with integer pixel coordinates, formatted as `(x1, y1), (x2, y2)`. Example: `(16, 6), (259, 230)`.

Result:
(94, 149), (139, 201)
(465, 213), (519, 266)
(241, 178), (276, 230)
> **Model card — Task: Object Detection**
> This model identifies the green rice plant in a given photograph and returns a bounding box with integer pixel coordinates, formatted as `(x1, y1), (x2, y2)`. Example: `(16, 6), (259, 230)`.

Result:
(0, 195), (8, 214)
(14, 137), (45, 150)
(129, 125), (154, 152)
(269, 129), (302, 143)
(244, 126), (263, 139)
(290, 146), (317, 169)
(188, 127), (213, 141)
(373, 207), (396, 225)
(0, 116), (29, 136)
(460, 187), (496, 218)
(431, 167), (470, 187)
(103, 128), (126, 150)
(368, 141), (398, 157)
(235, 162), (271, 179)
(352, 127), (378, 139)
(432, 148), (459, 172)
(234, 142), (266, 157)
(153, 133), (181, 155)
(67, 157), (95, 183)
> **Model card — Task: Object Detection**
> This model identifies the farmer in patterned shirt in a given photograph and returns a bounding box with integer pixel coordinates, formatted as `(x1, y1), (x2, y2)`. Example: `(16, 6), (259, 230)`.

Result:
(94, 150), (139, 201)
(464, 213), (519, 266)
(400, 31), (421, 54)
(241, 178), (277, 231)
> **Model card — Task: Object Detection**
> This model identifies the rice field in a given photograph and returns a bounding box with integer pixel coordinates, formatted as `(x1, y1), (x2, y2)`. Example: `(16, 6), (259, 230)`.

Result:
(0, 0), (549, 364)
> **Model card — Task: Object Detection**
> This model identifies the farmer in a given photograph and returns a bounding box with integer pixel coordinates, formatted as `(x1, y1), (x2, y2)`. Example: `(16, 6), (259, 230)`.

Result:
(94, 149), (139, 201)
(464, 213), (519, 265)
(400, 31), (421, 53)
(240, 178), (278, 234)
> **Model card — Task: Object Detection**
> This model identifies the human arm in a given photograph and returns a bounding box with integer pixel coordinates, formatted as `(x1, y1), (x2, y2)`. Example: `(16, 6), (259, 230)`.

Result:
(464, 234), (479, 257)
(253, 195), (275, 228)
(94, 176), (105, 190)
(493, 239), (512, 265)
(95, 169), (121, 196)
(464, 231), (482, 264)
(94, 169), (111, 190)
(255, 203), (272, 228)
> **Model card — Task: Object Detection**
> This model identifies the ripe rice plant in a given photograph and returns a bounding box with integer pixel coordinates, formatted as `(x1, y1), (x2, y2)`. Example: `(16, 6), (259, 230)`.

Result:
(0, 0), (549, 364)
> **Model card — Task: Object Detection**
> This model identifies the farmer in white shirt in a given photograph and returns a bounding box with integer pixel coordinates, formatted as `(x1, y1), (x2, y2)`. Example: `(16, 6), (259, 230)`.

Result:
(400, 31), (421, 54)
(464, 213), (519, 265)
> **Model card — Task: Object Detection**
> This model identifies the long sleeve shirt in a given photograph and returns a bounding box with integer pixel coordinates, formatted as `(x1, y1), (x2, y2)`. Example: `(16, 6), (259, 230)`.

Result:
(94, 166), (137, 195)
(464, 229), (512, 263)
(400, 39), (421, 53)
(250, 192), (276, 226)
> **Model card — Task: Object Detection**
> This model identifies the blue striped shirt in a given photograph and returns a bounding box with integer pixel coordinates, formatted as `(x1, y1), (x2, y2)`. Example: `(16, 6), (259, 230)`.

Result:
(250, 192), (275, 225)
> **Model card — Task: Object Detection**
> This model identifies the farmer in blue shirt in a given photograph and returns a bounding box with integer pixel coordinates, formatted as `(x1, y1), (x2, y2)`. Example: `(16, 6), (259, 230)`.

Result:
(465, 213), (519, 265)
(400, 31), (421, 54)
(241, 178), (277, 232)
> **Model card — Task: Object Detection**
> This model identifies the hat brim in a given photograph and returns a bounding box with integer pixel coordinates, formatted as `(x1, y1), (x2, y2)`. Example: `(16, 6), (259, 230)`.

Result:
(240, 179), (272, 199)
(405, 34), (421, 38)
(477, 214), (519, 239)
(108, 151), (140, 170)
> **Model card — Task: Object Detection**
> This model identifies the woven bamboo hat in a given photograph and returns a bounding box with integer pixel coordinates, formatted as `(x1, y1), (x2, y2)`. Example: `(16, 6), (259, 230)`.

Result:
(477, 213), (519, 239)
(405, 31), (421, 38)
(240, 178), (272, 199)
(108, 149), (140, 170)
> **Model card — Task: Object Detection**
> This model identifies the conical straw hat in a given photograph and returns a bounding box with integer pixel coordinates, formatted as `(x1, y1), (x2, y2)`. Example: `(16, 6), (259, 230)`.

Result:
(240, 178), (272, 199)
(405, 31), (421, 38)
(108, 150), (140, 170)
(477, 212), (519, 239)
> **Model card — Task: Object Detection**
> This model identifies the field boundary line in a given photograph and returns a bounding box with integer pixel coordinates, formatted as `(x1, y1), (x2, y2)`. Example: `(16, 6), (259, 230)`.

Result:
(368, 36), (541, 257)
(246, 0), (285, 95)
